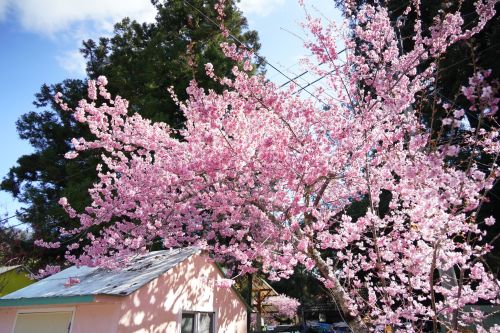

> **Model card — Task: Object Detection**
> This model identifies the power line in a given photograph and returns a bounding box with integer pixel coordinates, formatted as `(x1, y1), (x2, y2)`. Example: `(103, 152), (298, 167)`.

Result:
(290, 41), (495, 103)
(0, 219), (29, 230)
(439, 41), (500, 73)
(295, 69), (335, 95)
(432, 90), (495, 131)
(267, 59), (302, 81)
(277, 20), (498, 105)
(0, 214), (25, 225)
(183, 0), (338, 107)
(0, 164), (97, 229)
(279, 48), (346, 89)
(279, 69), (309, 88)
(0, 214), (17, 223)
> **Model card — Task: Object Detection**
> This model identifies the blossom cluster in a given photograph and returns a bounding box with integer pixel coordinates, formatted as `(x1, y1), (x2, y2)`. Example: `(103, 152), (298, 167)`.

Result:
(30, 265), (61, 280)
(266, 294), (301, 319)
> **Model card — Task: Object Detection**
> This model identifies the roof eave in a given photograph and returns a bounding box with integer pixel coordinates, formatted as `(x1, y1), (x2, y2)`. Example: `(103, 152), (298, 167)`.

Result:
(0, 295), (94, 307)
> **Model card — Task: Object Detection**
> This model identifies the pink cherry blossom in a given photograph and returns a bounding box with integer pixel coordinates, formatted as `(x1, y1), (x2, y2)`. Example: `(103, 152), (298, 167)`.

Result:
(64, 277), (81, 287)
(214, 278), (235, 288)
(484, 216), (495, 226)
(266, 294), (300, 319)
(30, 265), (61, 280)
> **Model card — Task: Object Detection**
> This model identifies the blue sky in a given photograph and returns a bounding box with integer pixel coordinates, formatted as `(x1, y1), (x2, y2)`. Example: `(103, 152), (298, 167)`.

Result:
(0, 0), (341, 226)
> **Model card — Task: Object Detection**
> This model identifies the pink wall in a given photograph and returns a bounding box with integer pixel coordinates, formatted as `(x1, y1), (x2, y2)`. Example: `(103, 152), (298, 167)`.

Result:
(71, 302), (121, 332)
(0, 253), (247, 333)
(0, 307), (17, 332)
(117, 253), (247, 333)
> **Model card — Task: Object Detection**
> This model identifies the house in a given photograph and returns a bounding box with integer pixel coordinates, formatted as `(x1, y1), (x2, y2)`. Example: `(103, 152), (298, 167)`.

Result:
(0, 247), (248, 333)
(0, 265), (34, 297)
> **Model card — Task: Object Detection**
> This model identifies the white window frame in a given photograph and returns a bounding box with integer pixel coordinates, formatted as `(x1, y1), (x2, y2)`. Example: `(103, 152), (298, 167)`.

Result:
(11, 306), (76, 333)
(181, 310), (216, 333)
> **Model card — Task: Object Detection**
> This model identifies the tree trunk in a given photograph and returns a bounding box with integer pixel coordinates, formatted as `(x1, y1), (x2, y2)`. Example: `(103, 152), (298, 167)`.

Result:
(247, 273), (253, 332)
(329, 277), (369, 333)
(311, 248), (369, 333)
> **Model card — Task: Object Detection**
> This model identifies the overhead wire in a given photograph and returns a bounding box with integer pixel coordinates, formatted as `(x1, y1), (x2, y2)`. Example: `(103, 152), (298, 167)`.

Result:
(3, 1), (498, 229)
(0, 164), (97, 229)
(183, 0), (339, 107)
(0, 215), (26, 226)
(279, 47), (347, 89)
(0, 221), (31, 231)
(185, 0), (500, 108)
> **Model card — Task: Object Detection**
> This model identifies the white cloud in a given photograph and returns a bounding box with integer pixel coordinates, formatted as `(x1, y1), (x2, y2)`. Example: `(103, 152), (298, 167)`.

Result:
(4, 0), (156, 36)
(0, 0), (8, 20)
(56, 50), (87, 76)
(0, 0), (156, 75)
(0, 0), (285, 75)
(238, 0), (285, 17)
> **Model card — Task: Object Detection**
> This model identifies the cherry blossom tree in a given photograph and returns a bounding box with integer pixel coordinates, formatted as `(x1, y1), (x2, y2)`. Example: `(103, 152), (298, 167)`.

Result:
(266, 294), (301, 319)
(249, 294), (300, 330)
(45, 0), (500, 331)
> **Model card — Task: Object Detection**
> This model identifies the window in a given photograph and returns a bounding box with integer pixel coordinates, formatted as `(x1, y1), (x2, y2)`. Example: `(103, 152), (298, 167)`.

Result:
(14, 311), (73, 333)
(197, 312), (213, 333)
(181, 313), (195, 333)
(181, 312), (214, 333)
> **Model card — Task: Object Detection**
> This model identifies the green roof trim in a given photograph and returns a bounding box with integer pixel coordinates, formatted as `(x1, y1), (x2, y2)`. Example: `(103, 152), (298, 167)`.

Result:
(0, 295), (94, 307)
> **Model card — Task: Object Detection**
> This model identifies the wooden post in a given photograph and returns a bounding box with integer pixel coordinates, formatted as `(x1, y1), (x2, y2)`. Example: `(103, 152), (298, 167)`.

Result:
(247, 274), (253, 332)
(256, 289), (263, 331)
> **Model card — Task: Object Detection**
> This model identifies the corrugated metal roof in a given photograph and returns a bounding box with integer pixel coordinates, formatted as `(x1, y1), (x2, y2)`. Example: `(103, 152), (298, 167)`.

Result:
(1, 247), (199, 300)
(0, 265), (22, 275)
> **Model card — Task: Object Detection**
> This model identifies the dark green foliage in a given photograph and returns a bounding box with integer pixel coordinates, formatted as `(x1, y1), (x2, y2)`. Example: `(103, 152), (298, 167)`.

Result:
(270, 266), (330, 305)
(1, 0), (261, 268)
(1, 79), (95, 266)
